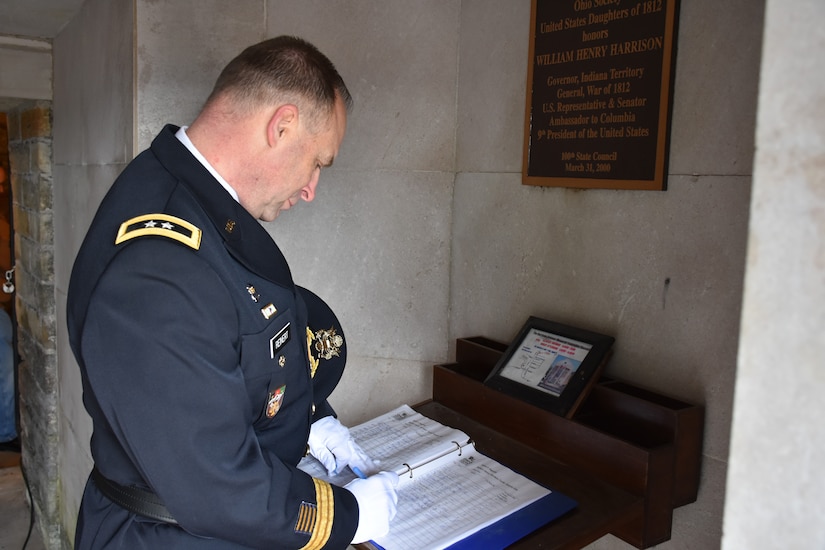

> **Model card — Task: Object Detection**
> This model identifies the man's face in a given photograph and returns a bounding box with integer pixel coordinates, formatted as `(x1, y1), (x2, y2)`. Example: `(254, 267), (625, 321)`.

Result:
(254, 97), (347, 222)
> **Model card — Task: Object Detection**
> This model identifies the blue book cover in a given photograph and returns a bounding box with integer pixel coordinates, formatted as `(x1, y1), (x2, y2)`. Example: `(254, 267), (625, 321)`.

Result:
(368, 489), (577, 550)
(445, 490), (578, 549)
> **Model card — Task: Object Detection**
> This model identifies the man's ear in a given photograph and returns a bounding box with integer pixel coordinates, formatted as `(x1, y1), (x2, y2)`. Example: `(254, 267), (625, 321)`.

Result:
(267, 104), (299, 146)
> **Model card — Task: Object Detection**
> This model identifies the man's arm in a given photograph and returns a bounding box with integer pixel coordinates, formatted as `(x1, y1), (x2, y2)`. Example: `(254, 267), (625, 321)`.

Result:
(79, 238), (358, 548)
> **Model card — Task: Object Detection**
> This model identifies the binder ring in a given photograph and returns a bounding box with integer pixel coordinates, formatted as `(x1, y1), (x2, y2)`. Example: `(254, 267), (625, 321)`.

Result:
(402, 463), (413, 479)
(452, 441), (462, 456)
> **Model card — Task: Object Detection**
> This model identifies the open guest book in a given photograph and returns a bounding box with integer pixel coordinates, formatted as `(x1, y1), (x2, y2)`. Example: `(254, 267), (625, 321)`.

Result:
(298, 405), (577, 550)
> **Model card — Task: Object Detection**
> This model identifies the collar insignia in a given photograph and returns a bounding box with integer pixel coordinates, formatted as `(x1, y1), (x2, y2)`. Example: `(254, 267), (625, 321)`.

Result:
(246, 284), (260, 303)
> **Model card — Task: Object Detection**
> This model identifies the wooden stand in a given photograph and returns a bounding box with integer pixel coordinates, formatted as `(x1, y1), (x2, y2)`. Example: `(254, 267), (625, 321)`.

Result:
(422, 336), (704, 549)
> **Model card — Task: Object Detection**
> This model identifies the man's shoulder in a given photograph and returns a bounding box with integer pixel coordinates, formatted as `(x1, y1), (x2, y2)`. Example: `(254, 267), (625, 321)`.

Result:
(114, 212), (203, 251)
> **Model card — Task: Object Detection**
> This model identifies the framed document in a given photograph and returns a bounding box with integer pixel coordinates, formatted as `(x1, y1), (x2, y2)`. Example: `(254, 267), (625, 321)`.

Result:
(522, 0), (680, 190)
(484, 317), (614, 418)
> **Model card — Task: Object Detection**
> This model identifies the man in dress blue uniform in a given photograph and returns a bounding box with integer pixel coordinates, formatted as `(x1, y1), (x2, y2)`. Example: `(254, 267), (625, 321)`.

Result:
(67, 36), (398, 549)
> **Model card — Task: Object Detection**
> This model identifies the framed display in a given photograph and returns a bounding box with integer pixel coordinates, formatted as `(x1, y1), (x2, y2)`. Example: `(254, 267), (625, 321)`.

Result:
(484, 317), (614, 418)
(522, 0), (680, 190)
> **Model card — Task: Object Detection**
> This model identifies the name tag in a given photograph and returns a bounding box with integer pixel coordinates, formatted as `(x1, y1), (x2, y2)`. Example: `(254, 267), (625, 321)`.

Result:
(270, 323), (291, 359)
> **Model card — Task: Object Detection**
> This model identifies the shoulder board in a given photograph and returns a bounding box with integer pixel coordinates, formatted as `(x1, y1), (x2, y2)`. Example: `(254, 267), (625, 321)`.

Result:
(115, 213), (202, 250)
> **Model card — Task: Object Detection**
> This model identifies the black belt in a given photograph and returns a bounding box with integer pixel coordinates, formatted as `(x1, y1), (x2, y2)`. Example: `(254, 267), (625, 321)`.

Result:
(91, 466), (178, 524)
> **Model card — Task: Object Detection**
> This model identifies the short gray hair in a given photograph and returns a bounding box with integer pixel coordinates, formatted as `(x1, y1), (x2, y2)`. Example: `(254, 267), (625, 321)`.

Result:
(205, 36), (352, 125)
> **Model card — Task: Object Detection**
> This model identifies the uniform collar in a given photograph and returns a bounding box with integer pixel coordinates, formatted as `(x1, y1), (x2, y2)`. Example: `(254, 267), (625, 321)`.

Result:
(174, 125), (240, 202)
(150, 124), (294, 287)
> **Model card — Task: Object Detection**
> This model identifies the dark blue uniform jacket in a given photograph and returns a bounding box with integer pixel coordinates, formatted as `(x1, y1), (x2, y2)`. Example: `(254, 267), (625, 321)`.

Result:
(67, 125), (358, 549)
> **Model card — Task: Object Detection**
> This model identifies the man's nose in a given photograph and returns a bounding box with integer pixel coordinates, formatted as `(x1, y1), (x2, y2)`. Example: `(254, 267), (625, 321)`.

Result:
(301, 171), (319, 202)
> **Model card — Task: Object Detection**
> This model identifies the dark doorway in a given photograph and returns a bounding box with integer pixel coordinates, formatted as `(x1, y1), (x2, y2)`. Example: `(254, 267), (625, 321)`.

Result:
(0, 113), (13, 315)
(0, 112), (19, 449)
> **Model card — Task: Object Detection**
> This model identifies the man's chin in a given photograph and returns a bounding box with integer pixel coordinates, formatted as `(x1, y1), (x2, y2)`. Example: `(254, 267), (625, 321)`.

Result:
(259, 204), (292, 222)
(259, 210), (282, 223)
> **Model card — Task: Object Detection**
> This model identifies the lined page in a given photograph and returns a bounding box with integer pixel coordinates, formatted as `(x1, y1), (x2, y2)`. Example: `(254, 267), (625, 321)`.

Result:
(298, 405), (471, 485)
(298, 405), (551, 550)
(372, 449), (550, 550)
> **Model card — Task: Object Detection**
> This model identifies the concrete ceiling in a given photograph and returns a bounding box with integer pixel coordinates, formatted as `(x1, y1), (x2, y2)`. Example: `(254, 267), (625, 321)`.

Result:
(0, 0), (86, 39)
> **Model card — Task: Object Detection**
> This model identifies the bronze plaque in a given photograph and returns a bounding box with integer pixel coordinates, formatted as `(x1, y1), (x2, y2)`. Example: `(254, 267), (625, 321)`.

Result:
(523, 0), (679, 190)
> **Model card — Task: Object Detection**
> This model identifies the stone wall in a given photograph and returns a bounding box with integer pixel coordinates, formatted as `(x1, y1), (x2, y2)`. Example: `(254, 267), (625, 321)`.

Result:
(6, 100), (60, 547)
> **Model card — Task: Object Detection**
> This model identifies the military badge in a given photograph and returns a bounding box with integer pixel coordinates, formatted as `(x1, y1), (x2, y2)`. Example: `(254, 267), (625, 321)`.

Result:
(261, 303), (277, 319)
(266, 385), (286, 418)
(246, 284), (260, 303)
(306, 327), (343, 379)
(314, 328), (343, 361)
(294, 501), (317, 536)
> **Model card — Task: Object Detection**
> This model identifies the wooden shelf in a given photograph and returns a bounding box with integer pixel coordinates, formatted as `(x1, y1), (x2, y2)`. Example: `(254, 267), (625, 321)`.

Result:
(425, 336), (704, 548)
(413, 401), (642, 550)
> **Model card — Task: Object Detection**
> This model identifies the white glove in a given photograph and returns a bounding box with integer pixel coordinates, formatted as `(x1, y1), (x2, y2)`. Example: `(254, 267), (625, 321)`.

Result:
(308, 416), (377, 476)
(345, 471), (400, 543)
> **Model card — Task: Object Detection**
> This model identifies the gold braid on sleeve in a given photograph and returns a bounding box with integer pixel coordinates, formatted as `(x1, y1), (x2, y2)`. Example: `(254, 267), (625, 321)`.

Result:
(298, 479), (334, 550)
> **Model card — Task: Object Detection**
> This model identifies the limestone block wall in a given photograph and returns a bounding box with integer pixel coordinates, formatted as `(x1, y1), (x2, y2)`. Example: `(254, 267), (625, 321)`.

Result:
(5, 101), (59, 547)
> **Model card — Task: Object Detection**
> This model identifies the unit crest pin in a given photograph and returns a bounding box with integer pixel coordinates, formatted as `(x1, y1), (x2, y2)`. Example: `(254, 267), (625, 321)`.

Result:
(266, 385), (286, 418)
(246, 284), (260, 303)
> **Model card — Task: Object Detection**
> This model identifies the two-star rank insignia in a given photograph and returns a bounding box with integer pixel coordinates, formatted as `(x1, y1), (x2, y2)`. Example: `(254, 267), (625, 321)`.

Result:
(115, 213), (202, 250)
